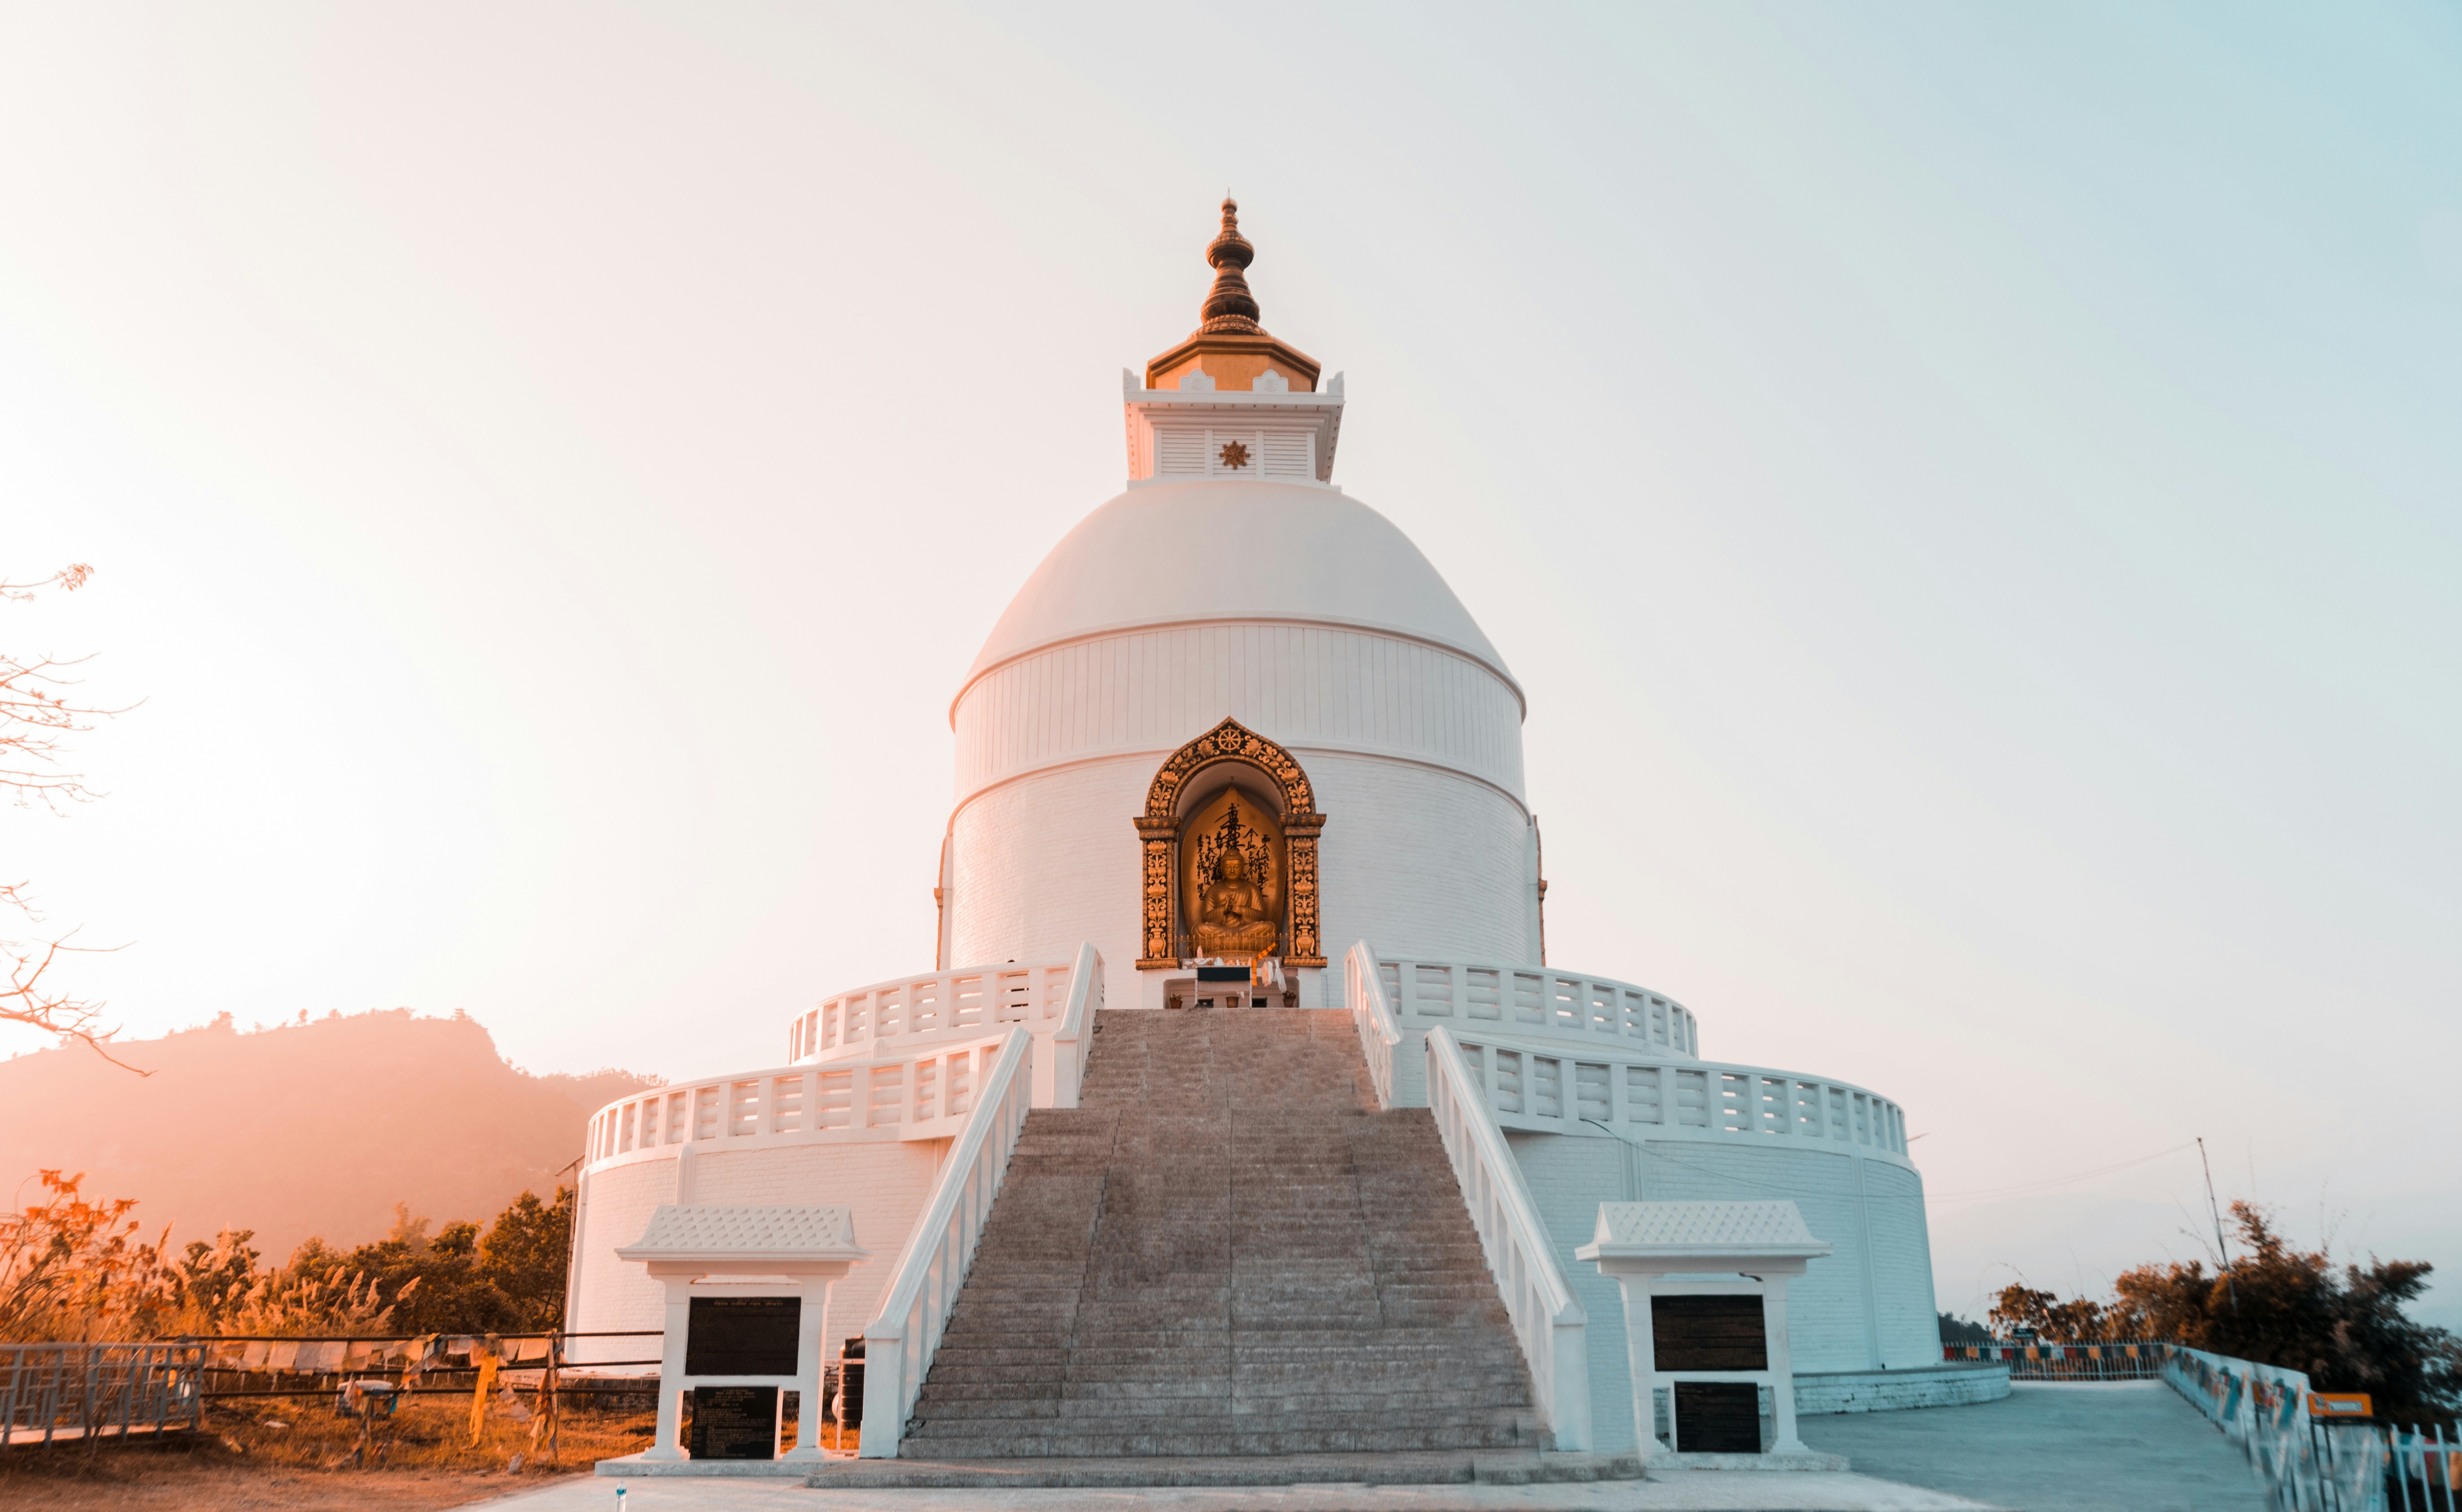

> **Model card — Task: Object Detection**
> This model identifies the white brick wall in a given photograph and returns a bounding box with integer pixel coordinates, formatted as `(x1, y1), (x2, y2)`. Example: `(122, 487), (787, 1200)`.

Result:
(943, 619), (1539, 1006)
(1503, 1130), (1941, 1453)
(1859, 1159), (1943, 1368)
(564, 1157), (676, 1367)
(1795, 1364), (2009, 1415)
(949, 758), (1151, 1009)
(1309, 755), (1533, 965)
(945, 680), (1536, 1019)
(947, 751), (1536, 1008)
(953, 624), (1525, 807)
(565, 1138), (947, 1369)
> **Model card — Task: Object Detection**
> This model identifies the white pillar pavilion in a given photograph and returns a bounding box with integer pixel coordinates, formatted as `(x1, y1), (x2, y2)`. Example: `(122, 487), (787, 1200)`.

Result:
(616, 1204), (870, 1462)
(1575, 1201), (1833, 1463)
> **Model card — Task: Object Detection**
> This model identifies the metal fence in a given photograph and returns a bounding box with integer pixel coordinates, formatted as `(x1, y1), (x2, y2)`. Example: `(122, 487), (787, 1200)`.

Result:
(2387, 1422), (2462, 1512)
(1, 1342), (203, 1448)
(1943, 1340), (2170, 1380)
(192, 1330), (663, 1400)
(1945, 1340), (2461, 1512)
(1, 1331), (668, 1453)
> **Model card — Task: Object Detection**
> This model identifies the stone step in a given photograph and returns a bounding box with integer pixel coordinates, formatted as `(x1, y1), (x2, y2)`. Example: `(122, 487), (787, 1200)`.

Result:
(897, 1422), (1543, 1459)
(908, 1397), (1538, 1426)
(896, 1009), (1541, 1459)
(804, 1449), (1645, 1490)
(915, 1379), (1534, 1410)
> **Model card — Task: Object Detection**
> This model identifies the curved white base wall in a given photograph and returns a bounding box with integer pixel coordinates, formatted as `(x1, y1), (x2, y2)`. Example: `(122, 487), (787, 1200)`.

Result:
(1506, 1129), (1942, 1456)
(564, 1139), (946, 1371)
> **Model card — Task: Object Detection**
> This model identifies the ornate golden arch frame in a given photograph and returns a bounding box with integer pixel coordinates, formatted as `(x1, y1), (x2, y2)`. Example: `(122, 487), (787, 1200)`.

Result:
(1134, 717), (1327, 970)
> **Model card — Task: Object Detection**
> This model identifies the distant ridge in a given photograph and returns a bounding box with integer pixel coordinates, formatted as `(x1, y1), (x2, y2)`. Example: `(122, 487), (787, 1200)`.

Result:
(0, 1009), (658, 1259)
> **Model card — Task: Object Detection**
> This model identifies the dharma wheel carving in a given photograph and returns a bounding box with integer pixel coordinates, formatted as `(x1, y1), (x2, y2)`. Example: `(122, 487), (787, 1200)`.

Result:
(1134, 716), (1326, 971)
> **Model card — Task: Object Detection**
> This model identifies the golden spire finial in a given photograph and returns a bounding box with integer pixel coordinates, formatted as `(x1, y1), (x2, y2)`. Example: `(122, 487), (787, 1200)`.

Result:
(1141, 197), (1320, 393)
(1200, 197), (1263, 335)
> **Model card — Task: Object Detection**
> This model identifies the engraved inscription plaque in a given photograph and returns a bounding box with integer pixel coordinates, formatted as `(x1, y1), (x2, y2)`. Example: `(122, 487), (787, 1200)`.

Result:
(684, 1296), (800, 1377)
(688, 1385), (778, 1460)
(1672, 1380), (1761, 1453)
(1651, 1295), (1768, 1372)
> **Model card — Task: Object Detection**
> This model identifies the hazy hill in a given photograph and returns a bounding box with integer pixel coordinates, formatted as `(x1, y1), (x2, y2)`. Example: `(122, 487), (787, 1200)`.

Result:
(0, 1009), (658, 1260)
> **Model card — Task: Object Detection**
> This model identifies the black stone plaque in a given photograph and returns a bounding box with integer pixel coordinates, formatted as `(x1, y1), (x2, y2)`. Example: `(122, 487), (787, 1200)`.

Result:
(1672, 1379), (1760, 1453)
(684, 1295), (801, 1377)
(836, 1358), (864, 1428)
(1652, 1294), (1768, 1372)
(687, 1385), (778, 1460)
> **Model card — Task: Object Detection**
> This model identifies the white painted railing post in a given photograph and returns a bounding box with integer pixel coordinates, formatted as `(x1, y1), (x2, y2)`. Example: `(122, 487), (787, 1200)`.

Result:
(858, 1024), (1034, 1459)
(1048, 942), (1101, 1110)
(1346, 940), (1402, 1110)
(1421, 1024), (1591, 1453)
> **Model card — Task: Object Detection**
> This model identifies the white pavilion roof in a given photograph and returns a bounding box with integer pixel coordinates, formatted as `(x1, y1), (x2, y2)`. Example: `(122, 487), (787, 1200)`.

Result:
(1583, 1200), (1832, 1259)
(616, 1204), (866, 1263)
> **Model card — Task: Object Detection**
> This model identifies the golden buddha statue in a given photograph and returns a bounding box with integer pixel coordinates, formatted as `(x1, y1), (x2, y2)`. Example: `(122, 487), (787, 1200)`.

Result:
(1194, 848), (1279, 958)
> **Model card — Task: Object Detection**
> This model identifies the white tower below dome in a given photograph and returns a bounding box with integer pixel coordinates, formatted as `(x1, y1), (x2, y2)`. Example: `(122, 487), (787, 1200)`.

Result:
(1120, 370), (1345, 485)
(941, 200), (1540, 1009)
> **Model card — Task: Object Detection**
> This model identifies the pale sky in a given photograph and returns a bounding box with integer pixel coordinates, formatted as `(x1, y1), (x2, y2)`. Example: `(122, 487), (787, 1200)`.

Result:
(4, 4), (2457, 1323)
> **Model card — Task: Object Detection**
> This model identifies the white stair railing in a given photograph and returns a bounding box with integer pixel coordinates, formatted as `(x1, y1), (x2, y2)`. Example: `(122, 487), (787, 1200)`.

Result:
(1346, 940), (1405, 1109)
(1043, 942), (1101, 1110)
(858, 1025), (1034, 1459)
(1423, 1024), (1591, 1452)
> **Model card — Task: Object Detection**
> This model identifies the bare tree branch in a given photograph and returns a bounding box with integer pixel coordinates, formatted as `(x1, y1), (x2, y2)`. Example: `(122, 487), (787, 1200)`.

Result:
(1, 565), (145, 1071)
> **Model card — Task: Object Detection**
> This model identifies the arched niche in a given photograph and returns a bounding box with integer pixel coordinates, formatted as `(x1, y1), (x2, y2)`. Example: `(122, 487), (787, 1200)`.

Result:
(1133, 717), (1326, 970)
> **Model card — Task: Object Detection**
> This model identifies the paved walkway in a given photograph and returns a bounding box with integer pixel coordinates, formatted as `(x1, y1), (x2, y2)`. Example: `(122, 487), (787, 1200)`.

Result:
(477, 1473), (1993, 1510)
(474, 1379), (2272, 1512)
(1799, 1381), (2269, 1512)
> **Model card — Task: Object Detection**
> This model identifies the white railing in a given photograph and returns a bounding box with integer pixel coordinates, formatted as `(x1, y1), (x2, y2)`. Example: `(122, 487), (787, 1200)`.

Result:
(1446, 1028), (1913, 1163)
(1347, 940), (1405, 1108)
(1043, 942), (1099, 1110)
(583, 1037), (1013, 1174)
(786, 946), (1100, 1110)
(1423, 1025), (1591, 1453)
(586, 948), (1097, 1178)
(1378, 955), (1697, 1059)
(791, 958), (1072, 1062)
(859, 1025), (1035, 1459)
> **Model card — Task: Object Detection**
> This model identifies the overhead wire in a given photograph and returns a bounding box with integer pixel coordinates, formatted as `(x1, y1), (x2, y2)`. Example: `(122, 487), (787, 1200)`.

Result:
(1922, 1143), (2200, 1203)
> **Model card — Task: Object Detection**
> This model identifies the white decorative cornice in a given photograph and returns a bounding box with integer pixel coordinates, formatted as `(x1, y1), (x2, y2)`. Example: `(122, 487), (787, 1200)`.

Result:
(1122, 369), (1345, 486)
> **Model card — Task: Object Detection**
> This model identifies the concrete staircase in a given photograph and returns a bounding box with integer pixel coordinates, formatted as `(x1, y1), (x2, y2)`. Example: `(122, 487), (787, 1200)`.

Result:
(896, 1008), (1542, 1458)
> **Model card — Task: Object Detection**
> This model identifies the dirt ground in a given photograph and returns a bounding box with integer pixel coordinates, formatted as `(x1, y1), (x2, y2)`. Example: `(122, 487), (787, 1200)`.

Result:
(0, 1457), (533, 1510)
(0, 1393), (674, 1511)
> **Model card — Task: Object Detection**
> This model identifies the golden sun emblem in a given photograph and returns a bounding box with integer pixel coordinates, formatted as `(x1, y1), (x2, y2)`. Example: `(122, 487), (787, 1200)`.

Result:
(1218, 440), (1251, 469)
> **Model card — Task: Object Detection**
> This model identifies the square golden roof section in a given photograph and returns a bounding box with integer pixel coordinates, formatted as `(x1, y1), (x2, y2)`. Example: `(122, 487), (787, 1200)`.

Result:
(1144, 199), (1322, 393)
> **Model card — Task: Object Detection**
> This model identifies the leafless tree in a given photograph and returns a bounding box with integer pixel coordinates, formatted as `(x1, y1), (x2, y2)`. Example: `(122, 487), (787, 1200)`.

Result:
(2, 565), (142, 1069)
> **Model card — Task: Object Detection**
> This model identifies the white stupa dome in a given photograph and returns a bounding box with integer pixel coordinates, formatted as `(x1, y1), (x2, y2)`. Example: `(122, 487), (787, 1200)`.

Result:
(959, 478), (1515, 705)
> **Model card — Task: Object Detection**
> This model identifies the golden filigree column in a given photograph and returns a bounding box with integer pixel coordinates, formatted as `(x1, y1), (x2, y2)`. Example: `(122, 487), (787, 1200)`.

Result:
(1280, 809), (1327, 968)
(1134, 816), (1178, 968)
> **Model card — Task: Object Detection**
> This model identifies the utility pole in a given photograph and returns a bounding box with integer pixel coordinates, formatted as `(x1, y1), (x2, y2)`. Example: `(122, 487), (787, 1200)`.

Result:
(2198, 1137), (2241, 1319)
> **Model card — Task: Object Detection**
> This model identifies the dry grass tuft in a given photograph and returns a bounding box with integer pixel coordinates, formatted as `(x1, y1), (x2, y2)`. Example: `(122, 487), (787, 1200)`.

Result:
(0, 1395), (661, 1510)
